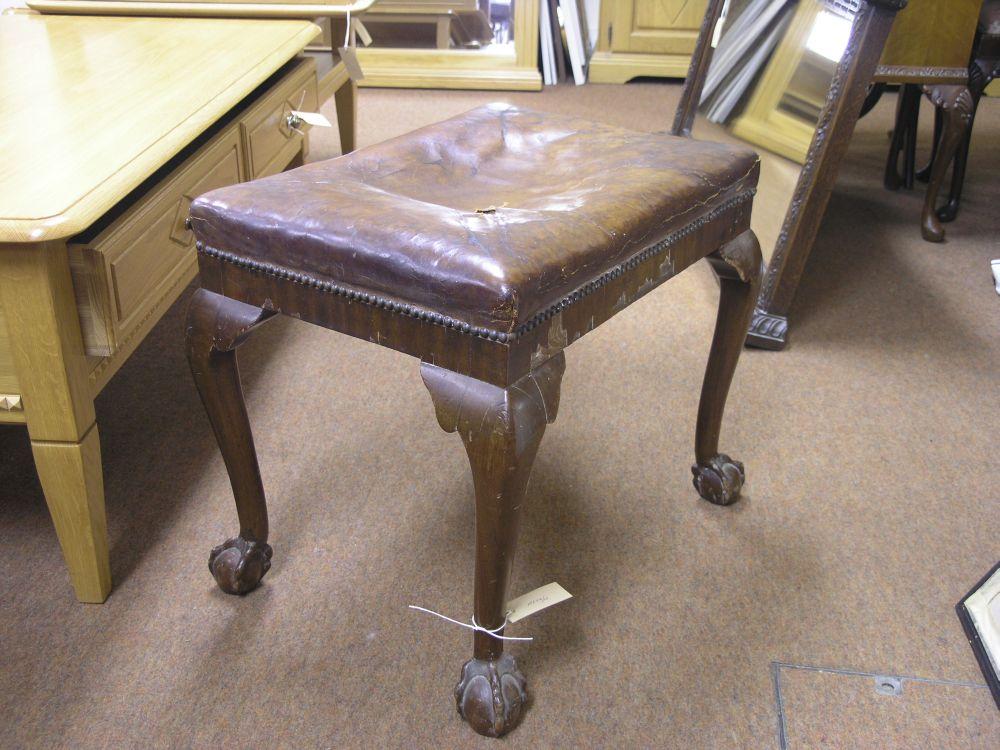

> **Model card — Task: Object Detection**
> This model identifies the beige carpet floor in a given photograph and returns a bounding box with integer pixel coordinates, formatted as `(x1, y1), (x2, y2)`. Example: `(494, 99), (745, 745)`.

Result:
(1, 82), (998, 749)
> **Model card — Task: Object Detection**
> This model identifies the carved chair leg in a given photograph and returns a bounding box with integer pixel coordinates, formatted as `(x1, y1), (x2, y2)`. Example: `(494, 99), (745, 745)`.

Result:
(693, 231), (762, 506)
(920, 85), (974, 243)
(421, 353), (565, 738)
(885, 84), (921, 191)
(938, 92), (980, 223)
(186, 288), (276, 594)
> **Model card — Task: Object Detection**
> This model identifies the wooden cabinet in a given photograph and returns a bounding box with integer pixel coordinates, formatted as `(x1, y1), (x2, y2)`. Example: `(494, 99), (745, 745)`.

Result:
(590, 0), (708, 83)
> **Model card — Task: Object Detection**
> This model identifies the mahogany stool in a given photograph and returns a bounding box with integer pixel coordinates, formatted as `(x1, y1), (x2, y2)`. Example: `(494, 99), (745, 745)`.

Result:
(186, 98), (762, 734)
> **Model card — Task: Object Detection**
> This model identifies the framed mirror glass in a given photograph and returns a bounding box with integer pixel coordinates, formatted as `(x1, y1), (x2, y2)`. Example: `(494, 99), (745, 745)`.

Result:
(353, 0), (541, 90)
(694, 0), (861, 270)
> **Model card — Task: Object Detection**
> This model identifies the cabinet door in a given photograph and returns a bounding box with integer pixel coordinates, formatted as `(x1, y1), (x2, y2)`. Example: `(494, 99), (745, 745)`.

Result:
(609, 0), (708, 55)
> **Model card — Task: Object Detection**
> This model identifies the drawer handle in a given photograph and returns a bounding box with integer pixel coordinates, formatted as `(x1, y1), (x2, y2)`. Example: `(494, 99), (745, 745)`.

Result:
(285, 113), (304, 132)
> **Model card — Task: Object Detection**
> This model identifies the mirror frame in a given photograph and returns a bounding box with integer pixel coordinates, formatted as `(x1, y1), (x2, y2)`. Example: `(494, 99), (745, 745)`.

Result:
(354, 0), (541, 91)
(673, 0), (909, 349)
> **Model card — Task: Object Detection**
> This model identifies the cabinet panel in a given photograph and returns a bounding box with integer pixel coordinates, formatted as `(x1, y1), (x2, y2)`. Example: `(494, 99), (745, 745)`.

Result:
(610, 0), (708, 56)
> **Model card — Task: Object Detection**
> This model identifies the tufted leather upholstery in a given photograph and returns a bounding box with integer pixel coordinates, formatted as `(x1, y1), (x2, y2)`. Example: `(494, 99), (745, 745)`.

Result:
(190, 104), (759, 334)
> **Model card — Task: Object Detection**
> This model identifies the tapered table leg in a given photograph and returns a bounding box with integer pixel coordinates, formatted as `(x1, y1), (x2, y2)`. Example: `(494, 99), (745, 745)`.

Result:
(0, 241), (111, 602)
(334, 79), (357, 155)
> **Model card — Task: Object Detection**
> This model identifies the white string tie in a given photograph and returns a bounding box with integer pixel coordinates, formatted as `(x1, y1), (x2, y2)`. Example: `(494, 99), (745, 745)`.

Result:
(408, 605), (533, 641)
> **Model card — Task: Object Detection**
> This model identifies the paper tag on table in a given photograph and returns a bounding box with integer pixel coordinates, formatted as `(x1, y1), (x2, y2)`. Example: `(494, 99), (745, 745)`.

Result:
(505, 582), (572, 623)
(291, 110), (332, 128)
(338, 46), (365, 82)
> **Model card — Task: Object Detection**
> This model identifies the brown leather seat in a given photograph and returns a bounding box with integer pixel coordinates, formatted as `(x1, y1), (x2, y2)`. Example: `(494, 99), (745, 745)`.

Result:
(190, 103), (758, 337)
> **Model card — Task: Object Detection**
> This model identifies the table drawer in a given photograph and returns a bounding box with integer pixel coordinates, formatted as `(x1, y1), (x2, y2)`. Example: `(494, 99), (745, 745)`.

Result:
(70, 126), (245, 356)
(242, 57), (317, 179)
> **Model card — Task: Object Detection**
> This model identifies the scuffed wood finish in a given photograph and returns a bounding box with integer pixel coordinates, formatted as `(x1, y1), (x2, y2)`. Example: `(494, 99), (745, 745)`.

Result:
(0, 14), (319, 243)
(194, 190), (752, 388)
(693, 230), (762, 505)
(185, 289), (276, 594)
(188, 80), (762, 736)
(421, 352), (565, 737)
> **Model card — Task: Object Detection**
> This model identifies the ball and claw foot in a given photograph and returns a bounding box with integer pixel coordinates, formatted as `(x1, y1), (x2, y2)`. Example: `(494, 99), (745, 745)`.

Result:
(208, 536), (273, 594)
(692, 454), (746, 506)
(455, 653), (527, 737)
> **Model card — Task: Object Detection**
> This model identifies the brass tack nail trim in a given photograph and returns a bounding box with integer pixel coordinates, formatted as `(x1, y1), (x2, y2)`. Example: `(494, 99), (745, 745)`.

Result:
(196, 190), (754, 344)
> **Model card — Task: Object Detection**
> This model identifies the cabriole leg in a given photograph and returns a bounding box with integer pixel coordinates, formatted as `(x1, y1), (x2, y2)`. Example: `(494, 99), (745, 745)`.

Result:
(693, 231), (762, 505)
(421, 353), (565, 738)
(185, 288), (276, 594)
(920, 85), (973, 243)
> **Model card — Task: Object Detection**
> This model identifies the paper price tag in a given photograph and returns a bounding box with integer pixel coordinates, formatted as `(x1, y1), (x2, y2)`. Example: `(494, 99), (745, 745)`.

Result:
(290, 110), (332, 128)
(505, 582), (572, 623)
(338, 46), (365, 82)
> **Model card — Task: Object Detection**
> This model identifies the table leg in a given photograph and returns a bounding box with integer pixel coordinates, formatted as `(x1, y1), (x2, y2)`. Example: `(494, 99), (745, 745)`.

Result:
(32, 427), (109, 602)
(436, 16), (451, 49)
(334, 79), (357, 155)
(0, 241), (111, 603)
(920, 85), (974, 242)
